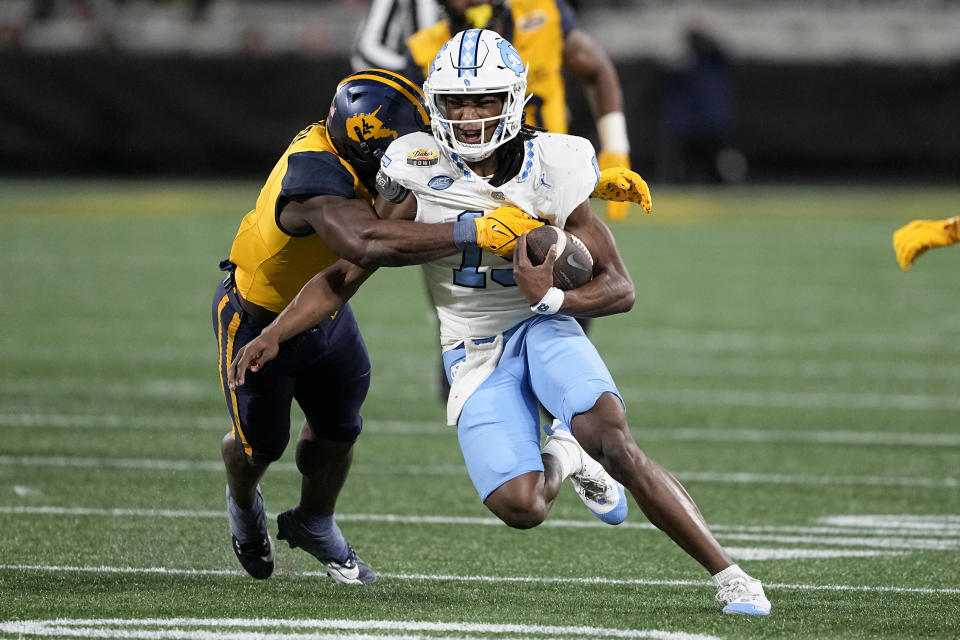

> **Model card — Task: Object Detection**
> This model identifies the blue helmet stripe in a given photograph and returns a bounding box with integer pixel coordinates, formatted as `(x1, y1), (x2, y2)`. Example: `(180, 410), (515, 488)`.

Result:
(458, 29), (482, 78)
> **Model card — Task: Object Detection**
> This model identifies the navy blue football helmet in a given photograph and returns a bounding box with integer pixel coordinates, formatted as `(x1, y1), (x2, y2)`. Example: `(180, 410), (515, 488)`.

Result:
(325, 69), (430, 192)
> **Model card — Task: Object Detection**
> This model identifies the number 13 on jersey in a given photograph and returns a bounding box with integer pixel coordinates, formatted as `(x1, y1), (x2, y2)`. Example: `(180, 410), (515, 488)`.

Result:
(453, 211), (516, 288)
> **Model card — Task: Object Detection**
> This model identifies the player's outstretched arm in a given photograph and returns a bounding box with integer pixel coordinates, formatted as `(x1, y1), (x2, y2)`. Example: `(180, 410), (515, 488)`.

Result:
(513, 200), (635, 318)
(281, 194), (457, 268)
(892, 216), (959, 270)
(591, 167), (652, 213)
(228, 260), (376, 389)
(281, 192), (541, 267)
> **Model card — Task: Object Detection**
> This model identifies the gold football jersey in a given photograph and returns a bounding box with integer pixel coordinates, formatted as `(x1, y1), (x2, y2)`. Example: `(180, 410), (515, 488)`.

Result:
(407, 0), (569, 133)
(228, 122), (372, 313)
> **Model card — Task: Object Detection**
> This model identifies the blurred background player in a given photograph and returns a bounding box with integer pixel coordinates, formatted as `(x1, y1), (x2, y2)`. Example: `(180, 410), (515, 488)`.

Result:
(402, 0), (633, 221)
(214, 68), (541, 583)
(351, 0), (438, 72)
(893, 216), (960, 270)
(658, 12), (745, 185)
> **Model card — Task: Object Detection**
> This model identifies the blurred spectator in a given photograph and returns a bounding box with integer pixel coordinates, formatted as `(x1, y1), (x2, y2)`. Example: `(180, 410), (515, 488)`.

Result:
(351, 0), (438, 72)
(659, 14), (747, 184)
(31, 0), (211, 23)
(0, 23), (23, 49)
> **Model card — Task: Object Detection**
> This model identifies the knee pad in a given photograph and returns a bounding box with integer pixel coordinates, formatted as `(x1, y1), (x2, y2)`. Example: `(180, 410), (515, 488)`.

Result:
(307, 417), (363, 444)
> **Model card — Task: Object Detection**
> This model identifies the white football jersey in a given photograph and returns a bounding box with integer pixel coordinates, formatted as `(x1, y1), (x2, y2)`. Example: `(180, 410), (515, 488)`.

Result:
(380, 131), (599, 347)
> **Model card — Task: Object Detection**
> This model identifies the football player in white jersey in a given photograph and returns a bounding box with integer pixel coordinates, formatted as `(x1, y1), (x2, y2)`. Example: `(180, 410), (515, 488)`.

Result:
(229, 30), (770, 616)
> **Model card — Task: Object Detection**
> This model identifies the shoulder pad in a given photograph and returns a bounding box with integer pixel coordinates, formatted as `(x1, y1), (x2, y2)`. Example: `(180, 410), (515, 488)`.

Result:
(380, 132), (443, 187)
(536, 134), (597, 168)
(281, 151), (356, 201)
(382, 132), (438, 163)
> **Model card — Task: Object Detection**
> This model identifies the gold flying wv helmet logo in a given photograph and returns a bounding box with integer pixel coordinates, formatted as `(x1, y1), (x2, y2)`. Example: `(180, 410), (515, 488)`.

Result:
(346, 106), (398, 144)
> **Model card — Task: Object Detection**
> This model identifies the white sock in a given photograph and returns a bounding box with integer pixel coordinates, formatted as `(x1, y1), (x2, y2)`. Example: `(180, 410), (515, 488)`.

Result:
(541, 435), (581, 479)
(712, 564), (748, 587)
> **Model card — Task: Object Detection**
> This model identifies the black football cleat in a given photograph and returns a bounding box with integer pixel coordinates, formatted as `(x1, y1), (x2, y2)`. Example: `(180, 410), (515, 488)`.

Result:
(277, 507), (377, 584)
(231, 534), (275, 580)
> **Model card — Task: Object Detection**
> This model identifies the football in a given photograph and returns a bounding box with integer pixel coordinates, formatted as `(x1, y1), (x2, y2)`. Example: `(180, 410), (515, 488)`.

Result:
(525, 225), (594, 290)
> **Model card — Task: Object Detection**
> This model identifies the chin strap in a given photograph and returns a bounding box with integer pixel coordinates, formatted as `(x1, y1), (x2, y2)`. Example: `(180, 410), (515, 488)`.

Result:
(352, 126), (385, 195)
(353, 125), (372, 156)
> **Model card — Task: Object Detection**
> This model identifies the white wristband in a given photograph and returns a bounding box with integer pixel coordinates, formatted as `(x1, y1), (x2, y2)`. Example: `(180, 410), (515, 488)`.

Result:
(530, 287), (564, 315)
(597, 111), (629, 153)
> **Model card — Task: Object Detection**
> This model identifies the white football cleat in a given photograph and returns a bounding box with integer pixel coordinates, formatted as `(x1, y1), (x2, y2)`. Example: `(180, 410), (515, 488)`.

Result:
(544, 421), (627, 525)
(716, 575), (772, 616)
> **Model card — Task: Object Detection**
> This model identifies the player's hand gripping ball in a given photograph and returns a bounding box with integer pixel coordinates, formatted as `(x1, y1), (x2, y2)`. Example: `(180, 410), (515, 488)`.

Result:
(525, 225), (594, 290)
(475, 206), (547, 256)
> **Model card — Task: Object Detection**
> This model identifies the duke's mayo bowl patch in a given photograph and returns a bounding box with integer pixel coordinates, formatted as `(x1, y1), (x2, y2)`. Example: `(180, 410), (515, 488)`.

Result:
(407, 148), (440, 166)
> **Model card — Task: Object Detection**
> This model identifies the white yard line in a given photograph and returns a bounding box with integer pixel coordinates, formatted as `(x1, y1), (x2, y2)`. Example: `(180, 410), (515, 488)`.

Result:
(599, 355), (960, 382)
(619, 388), (960, 411)
(0, 618), (721, 640)
(5, 413), (959, 449)
(0, 564), (957, 595)
(628, 428), (960, 447)
(0, 413), (228, 430)
(1, 454), (955, 488)
(722, 547), (904, 560)
(2, 507), (957, 550)
(819, 515), (960, 530)
(607, 328), (960, 353)
(6, 355), (960, 384)
(672, 470), (958, 489)
(5, 327), (957, 359)
(4, 383), (960, 413)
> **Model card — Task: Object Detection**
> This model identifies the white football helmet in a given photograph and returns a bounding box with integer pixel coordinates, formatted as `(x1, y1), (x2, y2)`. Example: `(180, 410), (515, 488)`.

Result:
(422, 29), (529, 162)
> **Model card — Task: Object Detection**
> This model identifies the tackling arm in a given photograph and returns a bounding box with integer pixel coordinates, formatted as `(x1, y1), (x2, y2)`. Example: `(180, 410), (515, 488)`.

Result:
(229, 193), (547, 387)
(279, 194), (457, 268)
(280, 193), (544, 269)
(512, 200), (635, 318)
(279, 189), (544, 268)
(228, 259), (376, 389)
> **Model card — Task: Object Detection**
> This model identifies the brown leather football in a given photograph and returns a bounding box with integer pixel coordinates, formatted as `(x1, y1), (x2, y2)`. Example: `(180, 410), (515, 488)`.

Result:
(525, 225), (594, 290)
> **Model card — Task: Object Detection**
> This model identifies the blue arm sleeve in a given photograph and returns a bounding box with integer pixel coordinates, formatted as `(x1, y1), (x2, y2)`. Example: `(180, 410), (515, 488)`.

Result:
(555, 0), (578, 36)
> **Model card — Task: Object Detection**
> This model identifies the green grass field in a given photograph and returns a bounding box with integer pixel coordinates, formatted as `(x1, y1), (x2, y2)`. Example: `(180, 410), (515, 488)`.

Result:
(1, 180), (958, 639)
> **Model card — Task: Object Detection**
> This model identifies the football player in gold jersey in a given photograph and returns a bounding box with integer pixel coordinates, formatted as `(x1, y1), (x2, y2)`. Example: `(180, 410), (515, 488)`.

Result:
(214, 68), (544, 583)
(403, 0), (633, 220)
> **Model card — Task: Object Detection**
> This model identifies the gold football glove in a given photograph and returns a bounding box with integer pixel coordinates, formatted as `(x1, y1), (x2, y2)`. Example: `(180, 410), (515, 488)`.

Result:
(592, 166), (653, 215)
(475, 206), (547, 256)
(892, 217), (960, 271)
(596, 151), (635, 220)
